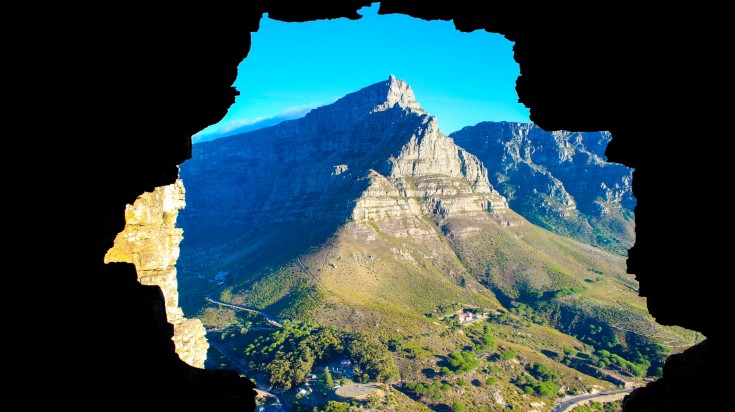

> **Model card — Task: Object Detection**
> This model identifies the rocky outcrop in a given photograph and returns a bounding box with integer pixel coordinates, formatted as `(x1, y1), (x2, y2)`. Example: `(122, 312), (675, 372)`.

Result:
(72, 3), (731, 409)
(105, 176), (208, 368)
(353, 98), (507, 228)
(452, 122), (634, 216)
(179, 75), (509, 291)
(452, 122), (635, 254)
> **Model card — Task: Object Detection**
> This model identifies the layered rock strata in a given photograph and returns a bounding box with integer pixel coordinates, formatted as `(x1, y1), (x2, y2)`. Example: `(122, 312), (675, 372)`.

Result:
(105, 177), (208, 368)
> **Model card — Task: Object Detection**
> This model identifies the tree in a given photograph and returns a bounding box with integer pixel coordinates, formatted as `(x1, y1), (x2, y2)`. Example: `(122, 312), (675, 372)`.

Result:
(529, 362), (560, 383)
(198, 307), (239, 330)
(347, 334), (399, 382)
(324, 368), (334, 388)
(452, 402), (467, 412)
(537, 381), (560, 398)
(266, 352), (292, 390)
(324, 401), (350, 412)
(449, 352), (479, 373)
(499, 347), (517, 361)
(366, 391), (382, 408)
(481, 325), (498, 351)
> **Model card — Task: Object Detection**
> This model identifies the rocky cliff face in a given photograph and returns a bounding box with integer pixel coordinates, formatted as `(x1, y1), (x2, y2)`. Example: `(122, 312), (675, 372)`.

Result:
(178, 75), (509, 302)
(452, 122), (635, 254)
(177, 77), (693, 411)
(105, 177), (208, 368)
(353, 107), (508, 227)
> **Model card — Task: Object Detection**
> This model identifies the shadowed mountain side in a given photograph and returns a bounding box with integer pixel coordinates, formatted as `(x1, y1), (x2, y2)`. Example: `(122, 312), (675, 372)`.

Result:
(452, 122), (635, 255)
(70, 2), (733, 409)
(178, 77), (692, 411)
(179, 76), (449, 310)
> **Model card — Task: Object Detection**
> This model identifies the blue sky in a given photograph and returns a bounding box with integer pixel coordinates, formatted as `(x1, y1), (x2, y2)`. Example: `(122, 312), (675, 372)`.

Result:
(193, 3), (530, 143)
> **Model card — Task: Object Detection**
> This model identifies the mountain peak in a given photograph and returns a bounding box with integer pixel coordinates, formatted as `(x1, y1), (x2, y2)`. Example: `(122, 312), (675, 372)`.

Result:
(377, 74), (421, 112)
(316, 75), (422, 118)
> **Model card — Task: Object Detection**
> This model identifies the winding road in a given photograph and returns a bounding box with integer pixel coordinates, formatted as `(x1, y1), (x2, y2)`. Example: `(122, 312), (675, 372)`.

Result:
(206, 295), (283, 328)
(551, 388), (634, 412)
(206, 293), (287, 409)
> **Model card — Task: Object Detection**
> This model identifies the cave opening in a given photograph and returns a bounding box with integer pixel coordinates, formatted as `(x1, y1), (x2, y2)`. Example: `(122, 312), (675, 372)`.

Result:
(99, 3), (706, 411)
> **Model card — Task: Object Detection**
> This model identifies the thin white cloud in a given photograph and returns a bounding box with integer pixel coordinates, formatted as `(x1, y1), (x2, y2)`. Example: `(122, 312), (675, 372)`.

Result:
(193, 101), (328, 143)
(218, 116), (269, 134)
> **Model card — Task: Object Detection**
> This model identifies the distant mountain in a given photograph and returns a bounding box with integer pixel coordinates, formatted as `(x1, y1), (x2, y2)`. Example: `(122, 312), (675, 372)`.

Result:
(177, 76), (691, 411)
(452, 122), (635, 255)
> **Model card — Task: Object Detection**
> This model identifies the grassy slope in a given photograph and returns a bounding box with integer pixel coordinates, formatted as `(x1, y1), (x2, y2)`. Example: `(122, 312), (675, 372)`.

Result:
(220, 211), (636, 410)
(445, 210), (692, 350)
(227, 214), (503, 336)
(518, 199), (636, 257)
(212, 170), (691, 411)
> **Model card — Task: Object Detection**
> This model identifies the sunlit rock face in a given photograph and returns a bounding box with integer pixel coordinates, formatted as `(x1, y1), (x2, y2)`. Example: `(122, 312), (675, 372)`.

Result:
(105, 177), (208, 368)
(178, 76), (509, 286)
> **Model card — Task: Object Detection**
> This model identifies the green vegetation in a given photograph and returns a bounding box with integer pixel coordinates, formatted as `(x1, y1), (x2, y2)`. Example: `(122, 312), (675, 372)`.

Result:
(324, 401), (351, 412)
(452, 402), (468, 412)
(572, 400), (623, 411)
(346, 333), (399, 382)
(177, 87), (698, 412)
(515, 362), (564, 398)
(522, 204), (635, 257)
(198, 307), (242, 330)
(189, 172), (685, 410)
(244, 321), (342, 390)
(448, 351), (480, 373)
(405, 381), (449, 402)
(242, 321), (398, 390)
(499, 347), (517, 361)
(227, 267), (324, 320)
(397, 340), (432, 360)
(324, 368), (334, 388)
(528, 362), (561, 382)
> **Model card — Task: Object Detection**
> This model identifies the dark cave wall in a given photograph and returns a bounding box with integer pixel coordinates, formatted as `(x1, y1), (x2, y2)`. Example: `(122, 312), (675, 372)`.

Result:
(76, 2), (730, 410)
(76, 8), (265, 409)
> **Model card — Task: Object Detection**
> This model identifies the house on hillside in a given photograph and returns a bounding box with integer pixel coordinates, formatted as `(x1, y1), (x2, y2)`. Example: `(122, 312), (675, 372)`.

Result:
(459, 311), (473, 323)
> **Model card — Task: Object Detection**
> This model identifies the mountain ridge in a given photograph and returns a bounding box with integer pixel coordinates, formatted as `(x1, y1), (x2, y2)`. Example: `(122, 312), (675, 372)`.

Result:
(177, 76), (691, 411)
(452, 121), (635, 254)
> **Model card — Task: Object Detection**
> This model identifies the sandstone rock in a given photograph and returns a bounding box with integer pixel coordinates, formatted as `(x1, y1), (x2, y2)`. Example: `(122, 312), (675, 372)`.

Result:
(178, 75), (511, 282)
(105, 176), (208, 368)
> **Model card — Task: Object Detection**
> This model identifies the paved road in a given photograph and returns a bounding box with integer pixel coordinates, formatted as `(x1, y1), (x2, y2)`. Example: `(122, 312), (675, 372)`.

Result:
(206, 295), (283, 328)
(551, 388), (634, 412)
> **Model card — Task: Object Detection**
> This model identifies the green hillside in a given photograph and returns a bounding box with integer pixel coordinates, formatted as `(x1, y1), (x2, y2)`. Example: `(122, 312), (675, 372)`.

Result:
(178, 77), (695, 411)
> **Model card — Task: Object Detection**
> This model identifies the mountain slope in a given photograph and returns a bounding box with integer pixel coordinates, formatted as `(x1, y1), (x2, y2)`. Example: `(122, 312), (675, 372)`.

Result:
(178, 76), (692, 411)
(451, 122), (635, 255)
